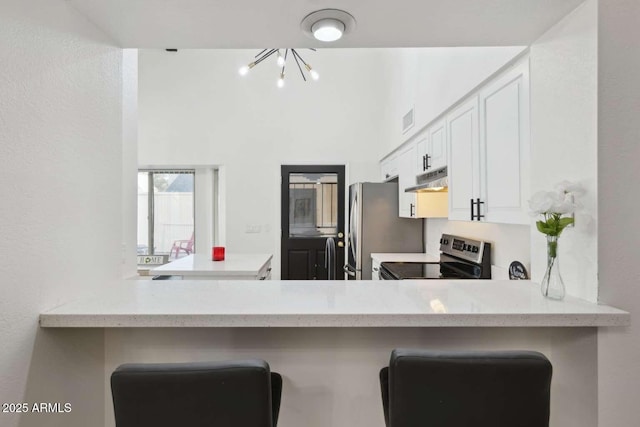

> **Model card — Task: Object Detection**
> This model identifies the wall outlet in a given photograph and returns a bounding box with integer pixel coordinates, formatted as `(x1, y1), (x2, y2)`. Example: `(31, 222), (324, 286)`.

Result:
(245, 224), (261, 233)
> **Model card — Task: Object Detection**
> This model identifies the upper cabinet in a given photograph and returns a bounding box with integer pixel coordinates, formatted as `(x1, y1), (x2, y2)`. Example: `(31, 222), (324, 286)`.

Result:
(380, 153), (399, 182)
(447, 97), (480, 221)
(416, 120), (447, 174)
(381, 54), (531, 226)
(447, 57), (531, 224)
(397, 143), (417, 218)
(478, 59), (531, 224)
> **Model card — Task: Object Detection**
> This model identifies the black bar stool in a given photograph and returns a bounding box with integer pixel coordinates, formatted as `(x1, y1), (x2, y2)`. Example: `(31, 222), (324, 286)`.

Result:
(111, 359), (282, 427)
(379, 349), (552, 427)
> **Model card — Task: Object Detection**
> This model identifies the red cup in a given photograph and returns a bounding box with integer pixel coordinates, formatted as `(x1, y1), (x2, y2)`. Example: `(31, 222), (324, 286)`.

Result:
(212, 246), (225, 261)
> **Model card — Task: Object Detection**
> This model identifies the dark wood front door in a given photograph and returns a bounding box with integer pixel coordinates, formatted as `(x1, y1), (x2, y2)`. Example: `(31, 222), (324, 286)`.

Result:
(281, 165), (346, 280)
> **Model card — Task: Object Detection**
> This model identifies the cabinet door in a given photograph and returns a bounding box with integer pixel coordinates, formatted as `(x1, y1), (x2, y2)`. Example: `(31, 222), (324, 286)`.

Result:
(447, 97), (480, 221)
(380, 154), (398, 182)
(428, 120), (447, 170)
(479, 59), (530, 224)
(398, 144), (417, 218)
(416, 135), (429, 174)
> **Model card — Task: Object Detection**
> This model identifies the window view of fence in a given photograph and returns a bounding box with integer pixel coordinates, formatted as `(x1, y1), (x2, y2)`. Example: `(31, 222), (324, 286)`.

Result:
(138, 170), (195, 259)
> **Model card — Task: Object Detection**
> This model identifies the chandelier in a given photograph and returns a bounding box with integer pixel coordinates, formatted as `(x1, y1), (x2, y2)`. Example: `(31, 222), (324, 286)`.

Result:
(238, 48), (319, 88)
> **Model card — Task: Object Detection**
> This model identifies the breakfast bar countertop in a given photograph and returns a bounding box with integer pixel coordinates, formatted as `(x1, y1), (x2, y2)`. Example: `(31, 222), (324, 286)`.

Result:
(39, 279), (629, 328)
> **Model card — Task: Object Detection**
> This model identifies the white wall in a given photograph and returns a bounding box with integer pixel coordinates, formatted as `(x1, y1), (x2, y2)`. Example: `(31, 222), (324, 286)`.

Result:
(122, 49), (139, 278)
(138, 49), (388, 279)
(597, 0), (640, 425)
(530, 0), (598, 302)
(0, 1), (125, 426)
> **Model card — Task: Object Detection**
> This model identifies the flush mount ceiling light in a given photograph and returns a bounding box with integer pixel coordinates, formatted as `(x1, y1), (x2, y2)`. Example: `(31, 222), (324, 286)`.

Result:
(238, 48), (319, 88)
(301, 9), (356, 42)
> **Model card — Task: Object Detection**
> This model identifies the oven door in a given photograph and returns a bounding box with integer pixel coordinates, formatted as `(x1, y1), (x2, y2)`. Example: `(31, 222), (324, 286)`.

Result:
(379, 264), (398, 280)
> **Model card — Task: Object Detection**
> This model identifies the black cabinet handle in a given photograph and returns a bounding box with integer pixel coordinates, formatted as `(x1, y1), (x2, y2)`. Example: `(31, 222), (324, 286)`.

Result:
(470, 198), (485, 221)
(475, 198), (485, 221)
(410, 203), (415, 217)
(422, 155), (427, 171)
(426, 154), (431, 170)
(385, 173), (390, 179)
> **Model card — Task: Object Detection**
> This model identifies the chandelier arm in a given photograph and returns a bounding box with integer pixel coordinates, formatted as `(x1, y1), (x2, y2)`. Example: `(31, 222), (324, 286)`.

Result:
(292, 49), (310, 68)
(254, 49), (277, 65)
(281, 49), (288, 75)
(291, 49), (307, 81)
(254, 49), (267, 58)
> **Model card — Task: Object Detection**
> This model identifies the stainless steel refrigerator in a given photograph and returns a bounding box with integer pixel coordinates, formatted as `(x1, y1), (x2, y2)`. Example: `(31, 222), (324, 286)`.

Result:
(344, 182), (424, 280)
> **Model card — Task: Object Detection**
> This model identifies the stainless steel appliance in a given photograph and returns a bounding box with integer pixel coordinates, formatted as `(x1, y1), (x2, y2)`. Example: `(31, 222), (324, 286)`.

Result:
(344, 182), (423, 280)
(379, 233), (491, 280)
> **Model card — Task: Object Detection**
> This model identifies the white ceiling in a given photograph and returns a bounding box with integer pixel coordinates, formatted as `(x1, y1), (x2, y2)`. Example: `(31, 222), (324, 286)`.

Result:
(65, 0), (585, 48)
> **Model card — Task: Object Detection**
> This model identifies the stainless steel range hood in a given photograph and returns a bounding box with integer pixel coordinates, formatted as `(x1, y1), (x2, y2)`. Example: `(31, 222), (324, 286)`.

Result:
(405, 166), (448, 193)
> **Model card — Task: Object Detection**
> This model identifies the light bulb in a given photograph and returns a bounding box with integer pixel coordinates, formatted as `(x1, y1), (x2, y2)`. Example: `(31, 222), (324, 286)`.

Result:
(311, 18), (345, 42)
(305, 64), (320, 81)
(276, 51), (285, 67)
(277, 73), (285, 88)
(238, 62), (255, 76)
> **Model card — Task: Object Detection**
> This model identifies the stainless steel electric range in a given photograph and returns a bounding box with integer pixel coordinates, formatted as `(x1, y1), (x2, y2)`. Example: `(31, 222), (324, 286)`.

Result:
(379, 234), (491, 280)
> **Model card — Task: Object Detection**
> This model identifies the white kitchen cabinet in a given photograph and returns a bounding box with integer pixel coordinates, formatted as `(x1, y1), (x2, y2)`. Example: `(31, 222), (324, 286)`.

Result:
(416, 120), (448, 175)
(447, 97), (480, 221)
(428, 120), (448, 170)
(397, 143), (418, 218)
(447, 57), (530, 224)
(380, 153), (399, 182)
(416, 135), (429, 173)
(478, 59), (531, 224)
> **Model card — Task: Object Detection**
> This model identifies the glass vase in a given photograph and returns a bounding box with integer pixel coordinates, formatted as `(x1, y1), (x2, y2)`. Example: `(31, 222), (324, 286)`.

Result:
(541, 235), (565, 300)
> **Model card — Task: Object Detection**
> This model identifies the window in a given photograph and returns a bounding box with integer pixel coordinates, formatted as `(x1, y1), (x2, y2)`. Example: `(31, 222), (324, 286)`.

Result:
(137, 170), (195, 259)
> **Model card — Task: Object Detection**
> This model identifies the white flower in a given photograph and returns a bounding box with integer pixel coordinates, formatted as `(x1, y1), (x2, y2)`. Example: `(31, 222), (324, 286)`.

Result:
(555, 180), (585, 196)
(529, 191), (558, 215)
(529, 190), (580, 215)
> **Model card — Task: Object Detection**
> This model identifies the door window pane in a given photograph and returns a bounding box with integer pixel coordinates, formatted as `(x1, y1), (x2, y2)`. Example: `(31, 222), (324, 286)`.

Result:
(288, 173), (338, 238)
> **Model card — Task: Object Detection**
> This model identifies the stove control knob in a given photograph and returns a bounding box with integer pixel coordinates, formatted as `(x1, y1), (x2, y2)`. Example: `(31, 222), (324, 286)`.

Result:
(472, 246), (479, 253)
(439, 238), (443, 244)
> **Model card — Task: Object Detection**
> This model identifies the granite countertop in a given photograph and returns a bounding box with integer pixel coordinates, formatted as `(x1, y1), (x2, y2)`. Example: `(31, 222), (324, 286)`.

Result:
(40, 279), (629, 328)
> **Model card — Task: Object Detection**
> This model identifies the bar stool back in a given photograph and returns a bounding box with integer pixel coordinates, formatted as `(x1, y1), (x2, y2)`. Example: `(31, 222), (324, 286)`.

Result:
(111, 359), (282, 427)
(379, 349), (552, 427)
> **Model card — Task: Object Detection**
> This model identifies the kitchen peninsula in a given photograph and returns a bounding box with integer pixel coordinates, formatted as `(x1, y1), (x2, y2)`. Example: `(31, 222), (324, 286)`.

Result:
(41, 279), (626, 427)
(150, 253), (272, 280)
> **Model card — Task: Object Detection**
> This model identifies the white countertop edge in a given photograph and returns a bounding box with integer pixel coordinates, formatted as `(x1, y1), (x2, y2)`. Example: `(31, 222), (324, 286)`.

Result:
(39, 312), (630, 329)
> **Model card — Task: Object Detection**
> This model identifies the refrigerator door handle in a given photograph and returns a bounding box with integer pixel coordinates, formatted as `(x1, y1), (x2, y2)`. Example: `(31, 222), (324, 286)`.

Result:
(343, 264), (357, 277)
